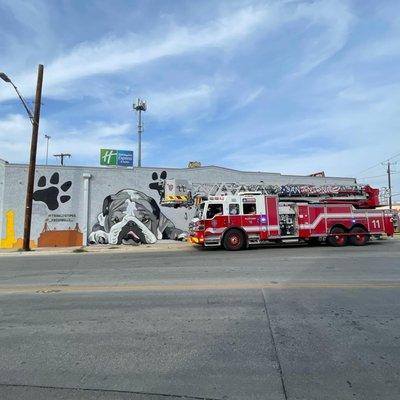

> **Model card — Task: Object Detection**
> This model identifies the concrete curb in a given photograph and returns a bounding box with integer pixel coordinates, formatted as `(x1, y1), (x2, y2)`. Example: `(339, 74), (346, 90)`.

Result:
(0, 240), (197, 257)
(1, 235), (398, 257)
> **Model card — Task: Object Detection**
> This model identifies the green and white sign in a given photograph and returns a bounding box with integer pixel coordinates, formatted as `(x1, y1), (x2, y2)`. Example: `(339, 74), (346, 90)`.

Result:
(100, 149), (117, 166)
(100, 149), (134, 167)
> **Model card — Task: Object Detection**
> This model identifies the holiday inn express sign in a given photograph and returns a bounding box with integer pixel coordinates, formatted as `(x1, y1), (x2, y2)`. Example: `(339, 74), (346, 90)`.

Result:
(100, 149), (134, 167)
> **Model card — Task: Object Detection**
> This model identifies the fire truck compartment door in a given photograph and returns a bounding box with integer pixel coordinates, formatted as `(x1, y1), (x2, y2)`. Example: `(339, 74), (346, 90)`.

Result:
(265, 196), (280, 236)
(297, 204), (311, 235)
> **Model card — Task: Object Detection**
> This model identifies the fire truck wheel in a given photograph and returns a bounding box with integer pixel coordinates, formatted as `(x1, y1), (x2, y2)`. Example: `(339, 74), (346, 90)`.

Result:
(349, 226), (370, 246)
(327, 226), (348, 247)
(223, 229), (245, 251)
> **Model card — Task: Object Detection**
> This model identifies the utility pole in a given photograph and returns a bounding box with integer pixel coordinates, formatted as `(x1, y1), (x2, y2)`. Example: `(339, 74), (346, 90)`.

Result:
(45, 134), (51, 165)
(387, 161), (392, 210)
(133, 98), (147, 167)
(54, 153), (71, 166)
(23, 64), (44, 251)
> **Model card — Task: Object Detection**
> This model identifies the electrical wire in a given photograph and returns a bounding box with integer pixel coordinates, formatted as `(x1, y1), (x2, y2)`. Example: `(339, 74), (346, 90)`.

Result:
(358, 174), (389, 180)
(358, 171), (400, 180)
(357, 152), (400, 177)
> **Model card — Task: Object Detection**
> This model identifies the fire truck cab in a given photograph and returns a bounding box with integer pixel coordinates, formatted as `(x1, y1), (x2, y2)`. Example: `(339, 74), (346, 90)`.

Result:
(189, 193), (394, 250)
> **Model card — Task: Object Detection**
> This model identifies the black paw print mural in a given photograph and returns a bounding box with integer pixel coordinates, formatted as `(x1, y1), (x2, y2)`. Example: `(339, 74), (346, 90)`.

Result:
(149, 170), (167, 202)
(33, 172), (72, 211)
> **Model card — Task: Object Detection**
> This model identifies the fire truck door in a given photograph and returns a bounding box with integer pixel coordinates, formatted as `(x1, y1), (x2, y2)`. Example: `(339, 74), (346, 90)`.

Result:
(265, 196), (280, 237)
(241, 198), (260, 236)
(297, 204), (311, 236)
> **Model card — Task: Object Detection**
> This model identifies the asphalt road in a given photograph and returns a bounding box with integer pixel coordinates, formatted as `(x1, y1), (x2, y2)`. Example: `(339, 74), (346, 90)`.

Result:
(0, 240), (399, 399)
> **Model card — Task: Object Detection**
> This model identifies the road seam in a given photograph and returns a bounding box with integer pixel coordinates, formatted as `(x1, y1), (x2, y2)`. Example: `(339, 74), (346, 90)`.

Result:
(261, 289), (288, 400)
(0, 382), (223, 400)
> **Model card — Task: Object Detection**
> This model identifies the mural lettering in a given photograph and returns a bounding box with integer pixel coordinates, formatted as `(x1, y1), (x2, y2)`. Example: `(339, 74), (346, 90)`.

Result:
(45, 213), (77, 223)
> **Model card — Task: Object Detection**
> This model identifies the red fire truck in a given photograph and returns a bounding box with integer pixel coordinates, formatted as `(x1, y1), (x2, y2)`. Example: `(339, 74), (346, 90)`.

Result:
(181, 184), (394, 250)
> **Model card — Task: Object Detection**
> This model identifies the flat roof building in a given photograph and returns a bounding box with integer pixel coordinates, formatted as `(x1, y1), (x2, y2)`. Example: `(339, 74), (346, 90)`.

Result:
(0, 159), (358, 249)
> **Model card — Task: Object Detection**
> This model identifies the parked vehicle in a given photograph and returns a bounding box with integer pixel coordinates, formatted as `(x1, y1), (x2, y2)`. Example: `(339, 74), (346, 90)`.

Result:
(157, 179), (394, 250)
(188, 192), (394, 250)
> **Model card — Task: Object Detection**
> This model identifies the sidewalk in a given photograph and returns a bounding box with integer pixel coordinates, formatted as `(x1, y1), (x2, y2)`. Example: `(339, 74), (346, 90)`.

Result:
(0, 240), (196, 257)
(1, 235), (398, 257)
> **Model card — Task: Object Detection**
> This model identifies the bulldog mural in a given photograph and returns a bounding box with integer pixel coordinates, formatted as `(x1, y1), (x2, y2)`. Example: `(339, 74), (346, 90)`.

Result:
(89, 189), (187, 245)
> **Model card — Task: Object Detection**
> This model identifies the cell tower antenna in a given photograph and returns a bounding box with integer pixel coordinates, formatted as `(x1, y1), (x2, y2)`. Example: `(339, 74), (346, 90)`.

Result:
(133, 98), (147, 167)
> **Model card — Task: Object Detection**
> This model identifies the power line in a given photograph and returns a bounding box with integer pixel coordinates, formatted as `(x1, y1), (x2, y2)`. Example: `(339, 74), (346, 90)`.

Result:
(358, 171), (400, 180)
(358, 173), (389, 180)
(357, 151), (400, 177)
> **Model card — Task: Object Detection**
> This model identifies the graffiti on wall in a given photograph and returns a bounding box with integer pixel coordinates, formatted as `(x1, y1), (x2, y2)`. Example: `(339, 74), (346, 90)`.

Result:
(278, 184), (363, 197)
(149, 170), (167, 202)
(89, 189), (187, 245)
(31, 172), (82, 247)
(33, 172), (72, 211)
(0, 210), (37, 249)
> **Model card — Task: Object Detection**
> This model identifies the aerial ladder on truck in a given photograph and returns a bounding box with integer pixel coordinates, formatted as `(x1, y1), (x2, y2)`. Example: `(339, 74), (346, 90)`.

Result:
(159, 179), (380, 209)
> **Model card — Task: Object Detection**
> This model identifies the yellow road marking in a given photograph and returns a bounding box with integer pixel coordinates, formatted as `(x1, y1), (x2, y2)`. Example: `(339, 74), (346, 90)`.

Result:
(0, 281), (400, 295)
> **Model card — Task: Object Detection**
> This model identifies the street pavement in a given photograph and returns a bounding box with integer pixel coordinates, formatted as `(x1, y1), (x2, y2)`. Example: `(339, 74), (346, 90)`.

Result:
(0, 240), (399, 399)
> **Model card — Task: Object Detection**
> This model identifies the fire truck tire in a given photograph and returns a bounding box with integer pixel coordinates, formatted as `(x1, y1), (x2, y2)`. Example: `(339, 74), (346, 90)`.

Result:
(327, 226), (348, 247)
(223, 229), (246, 251)
(349, 226), (370, 246)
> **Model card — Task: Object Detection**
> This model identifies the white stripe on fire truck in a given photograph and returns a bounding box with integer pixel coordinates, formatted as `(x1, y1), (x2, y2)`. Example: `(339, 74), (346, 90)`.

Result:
(243, 225), (279, 232)
(299, 213), (384, 230)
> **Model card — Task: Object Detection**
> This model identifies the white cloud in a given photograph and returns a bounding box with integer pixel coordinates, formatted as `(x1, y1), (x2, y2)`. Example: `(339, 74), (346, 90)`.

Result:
(1, 0), (399, 192)
(0, 114), (137, 165)
(0, 114), (33, 162)
(229, 86), (264, 112)
(145, 84), (213, 119)
(83, 122), (131, 139)
(0, 0), (54, 74)
(288, 0), (354, 77)
(0, 5), (271, 102)
(346, 37), (400, 64)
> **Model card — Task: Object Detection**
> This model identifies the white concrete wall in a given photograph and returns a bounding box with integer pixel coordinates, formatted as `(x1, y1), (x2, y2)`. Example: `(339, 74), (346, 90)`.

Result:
(0, 163), (357, 247)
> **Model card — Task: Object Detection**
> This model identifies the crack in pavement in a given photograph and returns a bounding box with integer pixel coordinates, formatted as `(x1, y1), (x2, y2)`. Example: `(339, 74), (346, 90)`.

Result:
(261, 289), (288, 400)
(0, 382), (224, 400)
(55, 257), (81, 285)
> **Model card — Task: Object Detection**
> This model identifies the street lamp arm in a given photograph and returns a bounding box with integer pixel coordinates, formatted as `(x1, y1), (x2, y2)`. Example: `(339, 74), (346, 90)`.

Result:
(9, 82), (35, 124)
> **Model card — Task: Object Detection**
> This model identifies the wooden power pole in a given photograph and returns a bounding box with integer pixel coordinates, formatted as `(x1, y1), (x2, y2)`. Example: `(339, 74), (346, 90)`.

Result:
(54, 153), (71, 166)
(387, 161), (392, 210)
(23, 64), (44, 251)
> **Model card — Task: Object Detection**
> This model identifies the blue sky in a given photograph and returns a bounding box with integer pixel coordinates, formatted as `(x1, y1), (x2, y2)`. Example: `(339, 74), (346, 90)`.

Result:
(0, 0), (399, 196)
